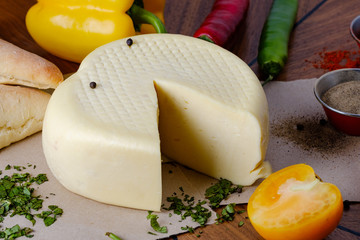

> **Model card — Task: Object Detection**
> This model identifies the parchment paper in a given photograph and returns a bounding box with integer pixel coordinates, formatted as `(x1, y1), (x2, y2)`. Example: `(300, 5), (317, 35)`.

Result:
(0, 78), (358, 239)
(264, 78), (360, 202)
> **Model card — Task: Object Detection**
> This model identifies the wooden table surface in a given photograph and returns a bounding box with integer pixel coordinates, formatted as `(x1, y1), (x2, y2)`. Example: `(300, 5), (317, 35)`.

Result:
(1, 0), (359, 239)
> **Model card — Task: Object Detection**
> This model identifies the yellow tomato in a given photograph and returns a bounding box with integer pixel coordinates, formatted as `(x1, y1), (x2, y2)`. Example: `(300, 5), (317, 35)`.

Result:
(247, 164), (343, 240)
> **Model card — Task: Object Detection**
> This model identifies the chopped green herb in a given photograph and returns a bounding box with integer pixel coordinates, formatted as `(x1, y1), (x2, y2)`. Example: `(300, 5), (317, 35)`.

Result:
(147, 211), (168, 233)
(13, 166), (25, 172)
(238, 221), (244, 227)
(31, 174), (48, 185)
(0, 224), (34, 239)
(164, 196), (184, 215)
(147, 231), (157, 235)
(237, 210), (246, 214)
(163, 196), (211, 226)
(105, 232), (123, 240)
(36, 205), (63, 227)
(142, 177), (245, 236)
(191, 200), (211, 226)
(216, 203), (237, 223)
(0, 166), (62, 239)
(44, 216), (56, 227)
(49, 205), (63, 215)
(0, 172), (46, 223)
(205, 178), (242, 209)
(181, 225), (194, 233)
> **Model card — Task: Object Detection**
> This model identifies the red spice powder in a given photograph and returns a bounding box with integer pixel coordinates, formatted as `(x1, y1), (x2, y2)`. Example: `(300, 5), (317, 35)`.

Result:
(306, 45), (360, 71)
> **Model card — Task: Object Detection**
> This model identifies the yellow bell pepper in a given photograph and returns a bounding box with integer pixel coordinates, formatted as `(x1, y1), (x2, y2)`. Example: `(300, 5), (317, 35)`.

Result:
(26, 0), (166, 63)
(248, 164), (343, 240)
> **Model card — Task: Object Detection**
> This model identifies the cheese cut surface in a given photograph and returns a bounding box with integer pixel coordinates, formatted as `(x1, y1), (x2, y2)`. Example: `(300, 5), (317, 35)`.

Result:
(42, 34), (270, 211)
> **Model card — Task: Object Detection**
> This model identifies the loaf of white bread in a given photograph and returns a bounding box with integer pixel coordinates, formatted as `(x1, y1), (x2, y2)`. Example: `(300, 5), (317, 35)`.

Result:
(0, 39), (63, 149)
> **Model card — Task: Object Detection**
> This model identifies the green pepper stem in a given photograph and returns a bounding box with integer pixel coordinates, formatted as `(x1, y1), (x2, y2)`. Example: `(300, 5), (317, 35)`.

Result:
(262, 75), (273, 86)
(197, 35), (214, 44)
(129, 4), (167, 33)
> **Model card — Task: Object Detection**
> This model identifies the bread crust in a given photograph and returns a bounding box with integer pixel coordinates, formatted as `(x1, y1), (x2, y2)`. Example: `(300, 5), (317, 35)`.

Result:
(0, 84), (51, 149)
(0, 39), (63, 89)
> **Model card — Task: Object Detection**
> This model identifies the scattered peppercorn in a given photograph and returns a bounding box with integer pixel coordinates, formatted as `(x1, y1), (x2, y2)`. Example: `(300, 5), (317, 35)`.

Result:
(89, 81), (97, 89)
(273, 115), (350, 155)
(319, 118), (328, 126)
(296, 124), (304, 131)
(236, 187), (243, 193)
(343, 200), (351, 211)
(126, 38), (133, 47)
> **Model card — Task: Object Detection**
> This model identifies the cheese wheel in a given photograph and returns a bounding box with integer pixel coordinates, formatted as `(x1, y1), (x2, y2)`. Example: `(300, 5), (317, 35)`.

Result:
(42, 34), (270, 211)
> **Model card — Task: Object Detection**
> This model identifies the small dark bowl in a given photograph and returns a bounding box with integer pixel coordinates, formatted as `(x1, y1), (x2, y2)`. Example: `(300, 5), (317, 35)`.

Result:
(314, 68), (360, 135)
(350, 15), (360, 44)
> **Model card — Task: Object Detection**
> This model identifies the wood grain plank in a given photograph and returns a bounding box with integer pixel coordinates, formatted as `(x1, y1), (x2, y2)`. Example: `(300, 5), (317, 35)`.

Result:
(175, 203), (360, 240)
(165, 0), (215, 36)
(278, 0), (360, 81)
(175, 204), (263, 240)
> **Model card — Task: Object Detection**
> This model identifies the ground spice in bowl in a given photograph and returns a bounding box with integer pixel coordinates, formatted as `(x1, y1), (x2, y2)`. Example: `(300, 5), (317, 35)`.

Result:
(322, 80), (360, 115)
(314, 68), (360, 135)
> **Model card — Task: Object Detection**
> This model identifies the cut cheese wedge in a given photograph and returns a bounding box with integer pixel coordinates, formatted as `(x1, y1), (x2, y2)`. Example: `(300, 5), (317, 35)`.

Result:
(42, 34), (270, 211)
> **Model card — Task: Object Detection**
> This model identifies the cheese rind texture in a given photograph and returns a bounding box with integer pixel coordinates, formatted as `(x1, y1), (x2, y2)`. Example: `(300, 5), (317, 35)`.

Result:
(42, 34), (270, 211)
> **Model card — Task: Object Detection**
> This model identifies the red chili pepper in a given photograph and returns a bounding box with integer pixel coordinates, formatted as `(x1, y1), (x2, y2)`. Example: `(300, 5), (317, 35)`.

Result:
(193, 0), (249, 46)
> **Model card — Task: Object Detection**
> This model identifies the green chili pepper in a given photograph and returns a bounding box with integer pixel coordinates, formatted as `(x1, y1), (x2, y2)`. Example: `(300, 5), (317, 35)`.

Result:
(257, 0), (298, 85)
